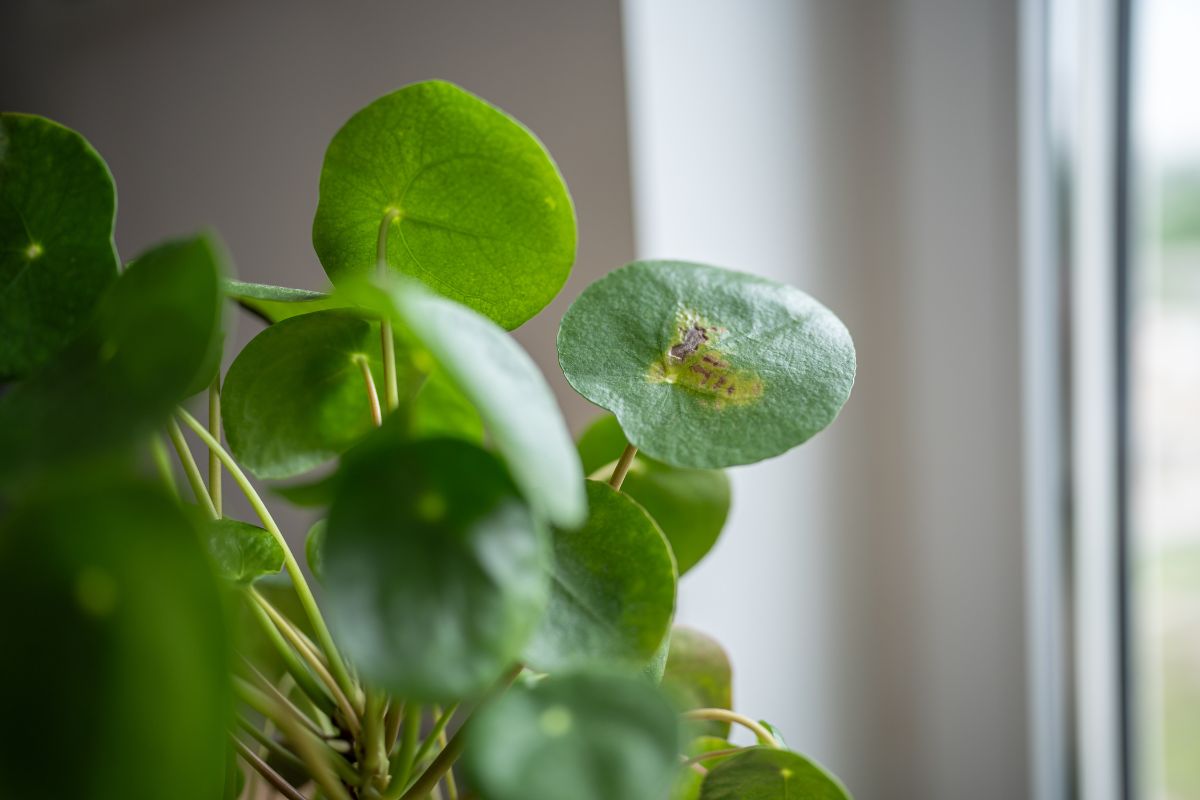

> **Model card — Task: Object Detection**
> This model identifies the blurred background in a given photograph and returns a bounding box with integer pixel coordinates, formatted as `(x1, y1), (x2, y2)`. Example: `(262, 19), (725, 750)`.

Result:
(2, 1), (1194, 799)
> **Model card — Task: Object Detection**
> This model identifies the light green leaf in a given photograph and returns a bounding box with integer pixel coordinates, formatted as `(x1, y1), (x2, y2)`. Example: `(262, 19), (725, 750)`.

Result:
(0, 479), (230, 800)
(324, 437), (547, 701)
(664, 626), (733, 738)
(205, 518), (285, 584)
(313, 80), (576, 329)
(559, 260), (856, 468)
(221, 309), (390, 479)
(579, 414), (730, 574)
(699, 748), (852, 800)
(523, 480), (675, 672)
(0, 232), (225, 480)
(342, 277), (586, 528)
(0, 113), (119, 378)
(464, 670), (681, 800)
(221, 278), (343, 324)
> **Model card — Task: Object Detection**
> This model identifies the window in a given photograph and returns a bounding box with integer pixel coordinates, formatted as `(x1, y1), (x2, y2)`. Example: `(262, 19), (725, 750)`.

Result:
(1130, 1), (1200, 797)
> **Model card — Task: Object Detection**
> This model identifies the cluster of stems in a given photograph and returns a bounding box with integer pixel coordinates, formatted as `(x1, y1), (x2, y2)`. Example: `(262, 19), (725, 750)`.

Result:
(159, 219), (779, 795)
(167, 374), (489, 800)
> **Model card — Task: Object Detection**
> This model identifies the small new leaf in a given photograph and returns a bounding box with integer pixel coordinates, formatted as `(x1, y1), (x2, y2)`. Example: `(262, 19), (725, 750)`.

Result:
(205, 518), (285, 584)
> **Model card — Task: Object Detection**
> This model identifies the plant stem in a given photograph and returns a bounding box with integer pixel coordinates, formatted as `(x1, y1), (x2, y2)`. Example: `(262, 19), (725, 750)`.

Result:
(241, 657), (332, 742)
(248, 588), (361, 737)
(377, 209), (402, 413)
(242, 600), (337, 719)
(166, 417), (218, 519)
(362, 687), (390, 790)
(398, 665), (522, 800)
(232, 735), (311, 800)
(234, 677), (325, 740)
(208, 375), (223, 515)
(433, 705), (459, 800)
(236, 715), (307, 774)
(385, 706), (421, 799)
(682, 747), (744, 766)
(681, 709), (783, 748)
(355, 355), (383, 427)
(384, 701), (404, 753)
(410, 703), (458, 768)
(176, 408), (363, 716)
(608, 443), (638, 491)
(267, 696), (356, 800)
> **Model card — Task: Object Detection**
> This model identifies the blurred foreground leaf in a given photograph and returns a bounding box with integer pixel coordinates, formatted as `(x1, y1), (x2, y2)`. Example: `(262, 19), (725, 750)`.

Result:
(465, 670), (681, 800)
(0, 479), (231, 800)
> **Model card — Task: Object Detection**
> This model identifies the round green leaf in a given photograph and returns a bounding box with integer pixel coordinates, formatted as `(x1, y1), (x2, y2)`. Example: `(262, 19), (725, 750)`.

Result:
(0, 113), (119, 378)
(324, 437), (547, 700)
(205, 518), (285, 584)
(222, 310), (389, 479)
(699, 748), (851, 800)
(465, 670), (681, 800)
(222, 278), (343, 324)
(559, 260), (856, 469)
(579, 414), (730, 574)
(0, 479), (231, 800)
(523, 480), (676, 672)
(0, 233), (225, 480)
(313, 80), (576, 329)
(343, 277), (586, 528)
(664, 626), (733, 738)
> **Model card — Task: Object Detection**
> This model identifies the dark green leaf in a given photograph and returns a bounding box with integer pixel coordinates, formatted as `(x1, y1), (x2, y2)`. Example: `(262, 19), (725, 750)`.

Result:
(699, 748), (852, 800)
(0, 113), (119, 378)
(559, 260), (856, 468)
(324, 437), (547, 700)
(0, 232), (225, 480)
(342, 277), (586, 528)
(465, 670), (681, 800)
(0, 478), (231, 800)
(221, 278), (343, 324)
(523, 480), (675, 672)
(205, 518), (285, 583)
(579, 414), (730, 574)
(222, 309), (390, 479)
(664, 626), (733, 738)
(313, 80), (576, 329)
(305, 519), (326, 583)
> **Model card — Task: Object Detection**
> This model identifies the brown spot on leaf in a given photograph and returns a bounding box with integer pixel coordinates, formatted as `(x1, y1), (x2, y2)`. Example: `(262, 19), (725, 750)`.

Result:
(669, 324), (708, 361)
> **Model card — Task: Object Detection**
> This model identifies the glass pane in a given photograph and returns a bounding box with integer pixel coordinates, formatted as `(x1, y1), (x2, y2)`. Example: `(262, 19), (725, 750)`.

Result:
(1132, 1), (1200, 798)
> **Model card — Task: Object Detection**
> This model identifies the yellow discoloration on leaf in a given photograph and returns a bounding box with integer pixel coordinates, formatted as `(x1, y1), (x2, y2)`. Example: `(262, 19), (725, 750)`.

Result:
(647, 310), (764, 407)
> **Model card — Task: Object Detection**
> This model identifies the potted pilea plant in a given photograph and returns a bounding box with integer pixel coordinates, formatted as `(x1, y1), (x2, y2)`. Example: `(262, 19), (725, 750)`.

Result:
(0, 80), (856, 800)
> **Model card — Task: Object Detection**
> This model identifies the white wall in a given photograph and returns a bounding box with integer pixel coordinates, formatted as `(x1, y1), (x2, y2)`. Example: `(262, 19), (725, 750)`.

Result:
(623, 2), (1028, 797)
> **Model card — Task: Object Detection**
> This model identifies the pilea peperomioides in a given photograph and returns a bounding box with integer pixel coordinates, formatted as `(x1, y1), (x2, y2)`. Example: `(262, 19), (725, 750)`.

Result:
(0, 80), (855, 800)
